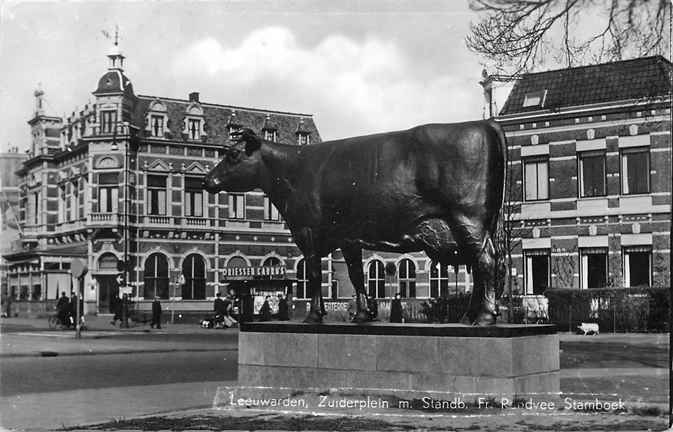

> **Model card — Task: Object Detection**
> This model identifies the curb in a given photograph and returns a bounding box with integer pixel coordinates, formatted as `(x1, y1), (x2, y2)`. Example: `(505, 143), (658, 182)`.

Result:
(0, 347), (237, 359)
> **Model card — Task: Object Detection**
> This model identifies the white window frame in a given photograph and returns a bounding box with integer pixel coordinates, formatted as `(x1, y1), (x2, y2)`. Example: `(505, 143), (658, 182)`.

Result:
(579, 151), (606, 198)
(184, 177), (205, 217)
(620, 147), (650, 195)
(524, 250), (550, 295)
(429, 263), (450, 298)
(263, 196), (280, 221)
(623, 247), (651, 288)
(524, 158), (549, 201)
(150, 114), (165, 138)
(147, 175), (167, 216)
(298, 133), (310, 145)
(228, 194), (245, 219)
(580, 248), (608, 289)
(367, 260), (386, 298)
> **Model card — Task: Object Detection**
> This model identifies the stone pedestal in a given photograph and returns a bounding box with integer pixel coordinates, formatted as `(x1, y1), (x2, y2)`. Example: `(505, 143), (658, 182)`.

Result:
(239, 322), (559, 400)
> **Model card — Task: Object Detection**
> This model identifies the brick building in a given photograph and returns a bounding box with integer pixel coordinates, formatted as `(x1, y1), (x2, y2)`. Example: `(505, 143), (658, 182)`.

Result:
(496, 56), (671, 294)
(3, 41), (323, 316)
(1, 146), (27, 304)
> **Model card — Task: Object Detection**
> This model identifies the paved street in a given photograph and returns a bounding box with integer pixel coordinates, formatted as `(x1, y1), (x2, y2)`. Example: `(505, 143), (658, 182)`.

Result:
(0, 320), (238, 431)
(0, 319), (668, 431)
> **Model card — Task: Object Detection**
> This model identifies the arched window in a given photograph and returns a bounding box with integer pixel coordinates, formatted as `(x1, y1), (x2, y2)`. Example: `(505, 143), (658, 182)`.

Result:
(144, 253), (169, 299)
(430, 263), (450, 298)
(368, 260), (385, 298)
(295, 259), (307, 299)
(227, 256), (247, 268)
(262, 256), (281, 267)
(98, 253), (118, 271)
(182, 254), (206, 300)
(398, 259), (416, 298)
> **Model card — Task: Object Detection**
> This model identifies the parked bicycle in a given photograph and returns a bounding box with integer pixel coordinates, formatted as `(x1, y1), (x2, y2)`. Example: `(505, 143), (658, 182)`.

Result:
(48, 312), (87, 330)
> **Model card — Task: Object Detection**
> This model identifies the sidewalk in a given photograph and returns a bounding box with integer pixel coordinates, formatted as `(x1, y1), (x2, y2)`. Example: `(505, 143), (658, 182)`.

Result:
(1, 315), (220, 333)
(0, 380), (236, 431)
(0, 317), (238, 358)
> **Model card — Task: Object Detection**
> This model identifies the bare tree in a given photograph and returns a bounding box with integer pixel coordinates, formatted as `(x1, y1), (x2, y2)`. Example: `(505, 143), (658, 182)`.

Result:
(467, 0), (670, 75)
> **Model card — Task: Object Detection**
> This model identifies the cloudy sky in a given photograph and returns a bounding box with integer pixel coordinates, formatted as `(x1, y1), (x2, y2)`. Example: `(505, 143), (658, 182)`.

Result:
(0, 0), (513, 152)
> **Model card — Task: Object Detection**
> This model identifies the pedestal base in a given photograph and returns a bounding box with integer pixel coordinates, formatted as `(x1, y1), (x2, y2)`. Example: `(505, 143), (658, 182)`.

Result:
(239, 322), (559, 401)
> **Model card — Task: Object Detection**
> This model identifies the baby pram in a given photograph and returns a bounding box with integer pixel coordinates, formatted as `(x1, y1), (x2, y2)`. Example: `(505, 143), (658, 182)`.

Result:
(201, 314), (237, 329)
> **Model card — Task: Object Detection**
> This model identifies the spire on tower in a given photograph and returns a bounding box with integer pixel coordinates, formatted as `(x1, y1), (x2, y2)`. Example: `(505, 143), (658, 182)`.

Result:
(33, 83), (45, 116)
(106, 25), (125, 71)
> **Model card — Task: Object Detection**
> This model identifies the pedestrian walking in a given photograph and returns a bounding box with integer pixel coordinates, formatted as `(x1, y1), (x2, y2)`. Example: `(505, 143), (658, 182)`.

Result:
(390, 293), (403, 323)
(151, 296), (162, 329)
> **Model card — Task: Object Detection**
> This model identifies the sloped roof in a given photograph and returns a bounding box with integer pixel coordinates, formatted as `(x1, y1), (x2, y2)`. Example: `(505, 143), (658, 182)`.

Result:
(500, 55), (672, 115)
(133, 95), (321, 145)
(94, 70), (135, 96)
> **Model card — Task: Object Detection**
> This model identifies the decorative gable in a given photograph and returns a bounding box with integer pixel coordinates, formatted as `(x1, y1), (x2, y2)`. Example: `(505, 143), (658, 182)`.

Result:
(185, 162), (206, 174)
(146, 159), (170, 172)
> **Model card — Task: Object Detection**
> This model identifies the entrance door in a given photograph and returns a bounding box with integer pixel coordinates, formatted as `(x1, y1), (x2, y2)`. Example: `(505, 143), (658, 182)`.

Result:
(97, 275), (118, 314)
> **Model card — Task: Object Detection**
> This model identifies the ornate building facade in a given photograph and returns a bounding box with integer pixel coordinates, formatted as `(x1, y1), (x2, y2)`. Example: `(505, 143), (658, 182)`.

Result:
(4, 42), (324, 315)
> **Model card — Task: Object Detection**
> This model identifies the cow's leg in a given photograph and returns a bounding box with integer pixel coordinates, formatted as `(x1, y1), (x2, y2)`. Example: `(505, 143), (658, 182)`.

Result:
(303, 253), (324, 323)
(341, 244), (369, 323)
(449, 215), (497, 326)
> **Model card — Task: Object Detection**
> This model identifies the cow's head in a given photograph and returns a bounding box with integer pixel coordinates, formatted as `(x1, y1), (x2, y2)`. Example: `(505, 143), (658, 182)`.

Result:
(202, 128), (263, 193)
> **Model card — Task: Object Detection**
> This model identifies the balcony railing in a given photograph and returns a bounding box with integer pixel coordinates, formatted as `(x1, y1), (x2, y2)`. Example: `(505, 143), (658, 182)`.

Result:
(185, 217), (208, 227)
(90, 123), (131, 137)
(89, 213), (119, 224)
(145, 215), (172, 225)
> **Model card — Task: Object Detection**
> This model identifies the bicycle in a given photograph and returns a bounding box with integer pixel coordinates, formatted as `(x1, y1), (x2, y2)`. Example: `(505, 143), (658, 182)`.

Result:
(47, 313), (87, 330)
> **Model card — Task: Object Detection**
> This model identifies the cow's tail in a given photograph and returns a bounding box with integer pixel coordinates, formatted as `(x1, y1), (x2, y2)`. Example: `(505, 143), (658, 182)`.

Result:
(489, 120), (508, 300)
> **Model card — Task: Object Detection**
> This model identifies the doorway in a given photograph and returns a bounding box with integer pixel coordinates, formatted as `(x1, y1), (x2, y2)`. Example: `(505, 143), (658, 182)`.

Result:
(97, 275), (118, 314)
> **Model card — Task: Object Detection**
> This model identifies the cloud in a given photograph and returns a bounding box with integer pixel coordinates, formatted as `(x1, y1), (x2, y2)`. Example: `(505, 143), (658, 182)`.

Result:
(172, 27), (482, 140)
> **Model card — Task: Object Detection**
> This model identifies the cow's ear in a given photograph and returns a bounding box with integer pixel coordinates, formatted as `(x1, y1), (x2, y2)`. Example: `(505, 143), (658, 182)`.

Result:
(235, 128), (261, 155)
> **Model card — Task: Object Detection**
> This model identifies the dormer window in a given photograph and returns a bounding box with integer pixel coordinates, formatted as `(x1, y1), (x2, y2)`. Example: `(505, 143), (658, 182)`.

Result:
(227, 111), (241, 140)
(264, 130), (277, 142)
(150, 115), (165, 137)
(183, 103), (206, 141)
(188, 118), (201, 140)
(298, 133), (310, 146)
(228, 126), (240, 140)
(295, 117), (310, 145)
(145, 100), (169, 139)
(522, 90), (547, 108)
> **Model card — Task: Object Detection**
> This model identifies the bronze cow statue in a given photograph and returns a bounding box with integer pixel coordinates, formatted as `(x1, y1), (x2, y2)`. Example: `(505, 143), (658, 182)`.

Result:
(203, 121), (506, 325)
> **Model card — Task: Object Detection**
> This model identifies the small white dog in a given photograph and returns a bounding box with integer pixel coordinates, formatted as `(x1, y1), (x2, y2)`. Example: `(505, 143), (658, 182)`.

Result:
(577, 322), (599, 335)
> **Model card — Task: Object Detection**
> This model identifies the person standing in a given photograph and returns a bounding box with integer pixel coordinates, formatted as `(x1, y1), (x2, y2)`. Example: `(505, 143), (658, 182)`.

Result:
(277, 294), (289, 321)
(151, 297), (162, 329)
(390, 293), (403, 323)
(367, 296), (378, 321)
(56, 291), (69, 326)
(259, 295), (272, 321)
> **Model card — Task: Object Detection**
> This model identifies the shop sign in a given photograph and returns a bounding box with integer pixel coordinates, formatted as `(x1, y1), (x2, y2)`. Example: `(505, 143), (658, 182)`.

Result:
(222, 266), (287, 280)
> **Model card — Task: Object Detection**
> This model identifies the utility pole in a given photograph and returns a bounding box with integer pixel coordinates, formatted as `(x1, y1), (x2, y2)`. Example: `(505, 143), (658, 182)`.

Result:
(664, 1), (673, 428)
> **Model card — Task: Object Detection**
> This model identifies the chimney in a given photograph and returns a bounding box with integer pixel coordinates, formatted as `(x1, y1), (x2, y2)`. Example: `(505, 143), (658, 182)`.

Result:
(189, 92), (200, 103)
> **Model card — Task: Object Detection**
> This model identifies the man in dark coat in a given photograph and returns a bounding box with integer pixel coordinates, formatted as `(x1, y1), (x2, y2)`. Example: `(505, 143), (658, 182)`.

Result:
(214, 292), (226, 316)
(259, 295), (272, 321)
(277, 294), (289, 321)
(151, 297), (162, 329)
(390, 293), (403, 323)
(367, 296), (378, 321)
(56, 291), (69, 326)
